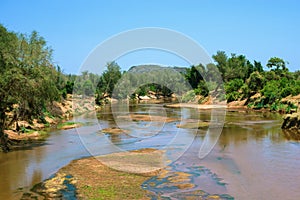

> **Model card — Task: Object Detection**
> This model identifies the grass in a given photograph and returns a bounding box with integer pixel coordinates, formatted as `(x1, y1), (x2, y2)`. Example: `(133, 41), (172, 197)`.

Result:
(58, 157), (152, 200)
(57, 121), (82, 129)
(20, 127), (46, 135)
(82, 186), (117, 200)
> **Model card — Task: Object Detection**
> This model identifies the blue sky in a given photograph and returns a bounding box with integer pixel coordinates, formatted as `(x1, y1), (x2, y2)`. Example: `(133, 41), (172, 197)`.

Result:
(1, 0), (299, 73)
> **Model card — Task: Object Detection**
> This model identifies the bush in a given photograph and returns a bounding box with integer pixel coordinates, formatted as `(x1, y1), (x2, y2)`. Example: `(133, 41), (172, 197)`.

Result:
(247, 71), (265, 92)
(224, 79), (244, 102)
(280, 87), (293, 98)
(225, 79), (244, 93)
(194, 80), (209, 97)
(61, 88), (67, 99)
(182, 90), (196, 103)
(261, 80), (280, 104)
(226, 91), (240, 102)
(241, 84), (250, 99)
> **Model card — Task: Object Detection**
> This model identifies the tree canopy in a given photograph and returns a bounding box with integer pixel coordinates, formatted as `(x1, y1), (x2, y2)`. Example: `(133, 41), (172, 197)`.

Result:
(0, 25), (60, 151)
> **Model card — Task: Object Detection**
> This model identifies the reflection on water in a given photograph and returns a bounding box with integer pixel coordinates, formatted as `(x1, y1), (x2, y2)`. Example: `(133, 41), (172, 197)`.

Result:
(1, 103), (300, 199)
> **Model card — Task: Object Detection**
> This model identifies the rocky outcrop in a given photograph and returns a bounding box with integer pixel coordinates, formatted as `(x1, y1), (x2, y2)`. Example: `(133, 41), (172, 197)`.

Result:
(282, 112), (300, 131)
(281, 95), (300, 131)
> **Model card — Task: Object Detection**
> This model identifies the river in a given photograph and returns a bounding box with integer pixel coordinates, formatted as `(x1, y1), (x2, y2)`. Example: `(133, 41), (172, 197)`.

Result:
(0, 103), (300, 199)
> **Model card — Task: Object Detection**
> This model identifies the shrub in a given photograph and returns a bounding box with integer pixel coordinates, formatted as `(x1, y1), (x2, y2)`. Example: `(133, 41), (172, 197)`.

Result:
(226, 91), (240, 102)
(182, 90), (196, 103)
(194, 80), (209, 97)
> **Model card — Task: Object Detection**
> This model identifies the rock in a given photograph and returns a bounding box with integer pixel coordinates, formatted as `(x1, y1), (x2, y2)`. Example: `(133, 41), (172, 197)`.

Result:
(148, 91), (156, 95)
(149, 94), (157, 99)
(139, 95), (151, 100)
(250, 93), (261, 100)
(32, 119), (45, 129)
(281, 94), (300, 132)
(282, 112), (300, 131)
(18, 121), (32, 129)
(45, 116), (55, 124)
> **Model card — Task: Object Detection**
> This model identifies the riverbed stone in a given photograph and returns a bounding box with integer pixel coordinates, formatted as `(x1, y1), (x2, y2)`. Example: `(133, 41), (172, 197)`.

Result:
(282, 112), (300, 131)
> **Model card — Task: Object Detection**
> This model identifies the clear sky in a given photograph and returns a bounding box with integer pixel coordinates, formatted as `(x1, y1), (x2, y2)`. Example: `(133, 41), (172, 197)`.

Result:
(1, 0), (299, 73)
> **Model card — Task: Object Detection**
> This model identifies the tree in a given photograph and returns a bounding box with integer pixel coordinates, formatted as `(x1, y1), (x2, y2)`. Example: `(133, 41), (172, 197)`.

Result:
(266, 57), (287, 72)
(226, 54), (249, 81)
(0, 25), (59, 152)
(185, 64), (205, 89)
(247, 71), (265, 93)
(212, 51), (228, 81)
(261, 80), (281, 105)
(96, 62), (122, 101)
(212, 51), (250, 82)
(253, 60), (264, 72)
(82, 79), (95, 96)
(294, 70), (300, 80)
(224, 78), (244, 102)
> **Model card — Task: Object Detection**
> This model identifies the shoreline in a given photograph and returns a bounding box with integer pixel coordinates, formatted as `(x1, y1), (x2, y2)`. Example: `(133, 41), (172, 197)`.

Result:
(5, 95), (298, 148)
(3, 95), (98, 151)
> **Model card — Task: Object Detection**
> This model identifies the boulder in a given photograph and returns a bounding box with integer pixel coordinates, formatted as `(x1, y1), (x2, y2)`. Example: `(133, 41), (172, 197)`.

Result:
(139, 95), (151, 100)
(282, 112), (300, 131)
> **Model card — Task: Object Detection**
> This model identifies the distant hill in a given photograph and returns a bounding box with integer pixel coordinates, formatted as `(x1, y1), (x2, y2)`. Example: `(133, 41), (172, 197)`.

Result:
(128, 65), (188, 74)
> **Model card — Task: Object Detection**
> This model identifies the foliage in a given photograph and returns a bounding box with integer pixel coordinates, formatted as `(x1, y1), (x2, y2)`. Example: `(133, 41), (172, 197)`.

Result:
(261, 80), (281, 104)
(96, 62), (121, 101)
(185, 64), (205, 89)
(224, 79), (244, 102)
(181, 90), (196, 103)
(194, 80), (209, 97)
(0, 24), (60, 151)
(267, 57), (287, 71)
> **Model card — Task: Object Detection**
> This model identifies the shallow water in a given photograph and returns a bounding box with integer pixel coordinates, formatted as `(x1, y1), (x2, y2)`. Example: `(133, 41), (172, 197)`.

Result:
(0, 103), (300, 199)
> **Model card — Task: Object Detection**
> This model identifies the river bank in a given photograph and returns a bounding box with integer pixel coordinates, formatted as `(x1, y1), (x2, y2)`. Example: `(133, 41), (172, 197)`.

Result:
(2, 95), (96, 151)
(4, 92), (299, 153)
(167, 94), (300, 133)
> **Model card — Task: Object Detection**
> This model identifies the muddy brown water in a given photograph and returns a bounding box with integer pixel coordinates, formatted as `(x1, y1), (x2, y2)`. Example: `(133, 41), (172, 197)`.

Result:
(0, 103), (300, 199)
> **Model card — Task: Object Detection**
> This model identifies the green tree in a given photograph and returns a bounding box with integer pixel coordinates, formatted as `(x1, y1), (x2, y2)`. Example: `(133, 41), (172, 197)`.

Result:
(185, 64), (205, 89)
(224, 78), (244, 102)
(253, 60), (264, 72)
(96, 62), (122, 101)
(0, 25), (59, 152)
(212, 51), (250, 82)
(82, 79), (95, 96)
(212, 51), (228, 81)
(247, 71), (265, 93)
(266, 57), (287, 72)
(261, 80), (281, 105)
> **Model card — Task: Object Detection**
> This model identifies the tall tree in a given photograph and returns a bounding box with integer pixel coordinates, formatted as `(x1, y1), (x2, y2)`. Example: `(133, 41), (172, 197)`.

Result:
(266, 57), (287, 71)
(96, 61), (122, 101)
(0, 25), (59, 152)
